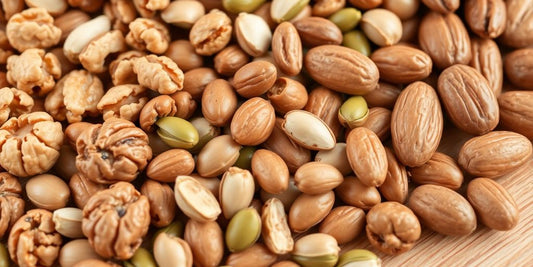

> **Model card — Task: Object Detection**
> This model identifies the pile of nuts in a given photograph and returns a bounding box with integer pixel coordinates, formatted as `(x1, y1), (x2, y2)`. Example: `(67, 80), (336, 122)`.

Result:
(0, 0), (532, 266)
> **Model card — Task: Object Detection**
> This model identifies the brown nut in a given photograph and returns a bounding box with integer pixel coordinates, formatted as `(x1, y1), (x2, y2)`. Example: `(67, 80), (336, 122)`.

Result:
(97, 84), (148, 122)
(45, 70), (104, 123)
(189, 9), (232, 56)
(140, 179), (176, 227)
(184, 219), (224, 267)
(289, 191), (335, 233)
(69, 173), (107, 210)
(0, 112), (63, 177)
(252, 149), (290, 194)
(293, 16), (343, 47)
(214, 44), (249, 76)
(262, 198), (294, 254)
(319, 206), (365, 245)
(409, 184), (477, 236)
(146, 149), (195, 183)
(272, 22), (303, 76)
(361, 107), (392, 142)
(346, 127), (387, 187)
(370, 45), (432, 84)
(304, 45), (379, 95)
(0, 172), (24, 238)
(294, 162), (343, 195)
(6, 48), (61, 96)
(349, 0), (382, 10)
(409, 152), (463, 190)
(133, 55), (185, 94)
(504, 48), (533, 90)
(139, 95), (178, 132)
(418, 12), (471, 69)
(379, 148), (408, 203)
(314, 143), (352, 176)
(304, 86), (343, 139)
(467, 178), (519, 231)
(391, 81), (443, 167)
(233, 61), (277, 98)
(165, 40), (204, 72)
(363, 82), (401, 110)
(202, 79), (238, 126)
(498, 91), (533, 140)
(26, 174), (70, 211)
(0, 87), (34, 125)
(68, 0), (104, 12)
(421, 0), (459, 13)
(500, 0), (533, 48)
(230, 97), (276, 146)
(125, 18), (170, 54)
(6, 8), (61, 52)
(366, 202), (421, 255)
(75, 118), (152, 184)
(0, 0), (24, 21)
(197, 135), (241, 177)
(465, 0), (506, 39)
(59, 239), (102, 267)
(313, 0), (345, 17)
(469, 37), (503, 96)
(226, 243), (278, 267)
(82, 182), (150, 260)
(336, 176), (381, 210)
(170, 91), (197, 119)
(267, 77), (308, 114)
(183, 67), (218, 100)
(79, 30), (127, 73)
(8, 209), (62, 267)
(458, 131), (533, 178)
(73, 259), (119, 267)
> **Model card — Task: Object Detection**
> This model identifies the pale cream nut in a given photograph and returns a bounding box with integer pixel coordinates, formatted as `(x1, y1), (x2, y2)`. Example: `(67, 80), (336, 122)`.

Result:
(97, 84), (148, 121)
(125, 18), (170, 54)
(0, 87), (34, 125)
(109, 50), (146, 85)
(63, 15), (111, 63)
(44, 70), (104, 123)
(80, 30), (126, 73)
(6, 48), (61, 96)
(25, 0), (68, 16)
(132, 55), (184, 94)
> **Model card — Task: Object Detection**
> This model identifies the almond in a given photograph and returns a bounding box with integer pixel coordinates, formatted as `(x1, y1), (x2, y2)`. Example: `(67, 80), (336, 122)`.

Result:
(293, 162), (344, 195)
(409, 152), (463, 190)
(146, 149), (195, 182)
(498, 91), (533, 140)
(230, 97), (276, 146)
(346, 127), (387, 187)
(370, 45), (432, 84)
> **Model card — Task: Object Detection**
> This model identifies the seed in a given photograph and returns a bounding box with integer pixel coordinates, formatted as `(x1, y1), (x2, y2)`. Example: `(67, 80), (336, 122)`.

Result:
(225, 207), (262, 252)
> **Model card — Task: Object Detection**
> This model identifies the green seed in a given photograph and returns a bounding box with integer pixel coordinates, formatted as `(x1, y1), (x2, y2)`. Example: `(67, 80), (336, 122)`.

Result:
(156, 117), (199, 149)
(329, 8), (362, 33)
(342, 30), (371, 57)
(125, 248), (157, 267)
(234, 146), (256, 170)
(223, 0), (266, 13)
(338, 96), (369, 129)
(292, 254), (339, 267)
(225, 207), (261, 252)
(336, 249), (381, 267)
(0, 243), (9, 267)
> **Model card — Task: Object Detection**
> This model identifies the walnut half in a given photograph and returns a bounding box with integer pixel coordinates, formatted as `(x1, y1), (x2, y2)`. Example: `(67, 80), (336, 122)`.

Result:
(82, 182), (150, 260)
(5, 8), (61, 52)
(75, 118), (152, 184)
(0, 87), (34, 125)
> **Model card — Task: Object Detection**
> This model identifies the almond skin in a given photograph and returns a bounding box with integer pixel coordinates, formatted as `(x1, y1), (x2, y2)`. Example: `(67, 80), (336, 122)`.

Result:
(271, 21), (302, 76)
(409, 152), (463, 190)
(293, 162), (344, 195)
(146, 149), (195, 182)
(391, 81), (442, 167)
(251, 149), (290, 194)
(498, 91), (533, 140)
(346, 127), (388, 187)
(370, 45), (432, 84)
(201, 79), (238, 127)
(230, 97), (276, 146)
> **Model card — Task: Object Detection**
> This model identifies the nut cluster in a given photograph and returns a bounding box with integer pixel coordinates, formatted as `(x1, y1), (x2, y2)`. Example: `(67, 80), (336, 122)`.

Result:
(0, 0), (532, 266)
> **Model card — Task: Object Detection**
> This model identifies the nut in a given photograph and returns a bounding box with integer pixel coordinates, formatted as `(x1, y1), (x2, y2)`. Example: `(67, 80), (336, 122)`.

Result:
(293, 16), (343, 47)
(408, 184), (477, 236)
(342, 30), (371, 56)
(271, 22), (302, 76)
(132, 55), (184, 94)
(363, 82), (401, 109)
(319, 206), (365, 245)
(379, 148), (409, 203)
(63, 15), (111, 63)
(59, 239), (102, 267)
(233, 60), (277, 98)
(196, 135), (241, 177)
(304, 86), (343, 138)
(270, 0), (310, 23)
(153, 233), (193, 267)
(294, 162), (344, 194)
(80, 30), (126, 73)
(189, 9), (232, 56)
(226, 243), (278, 267)
(289, 191), (334, 232)
(161, 0), (205, 29)
(225, 207), (262, 252)
(140, 179), (176, 227)
(504, 48), (533, 90)
(409, 152), (464, 190)
(125, 247), (157, 267)
(96, 84), (148, 122)
(109, 50), (146, 85)
(214, 45), (249, 76)
(230, 97), (276, 146)
(361, 107), (392, 141)
(125, 18), (170, 54)
(360, 8), (402, 46)
(146, 149), (195, 183)
(139, 95), (177, 132)
(188, 116), (220, 153)
(0, 172), (24, 238)
(336, 249), (381, 267)
(346, 127), (387, 187)
(329, 8), (362, 32)
(155, 116), (199, 149)
(465, 0), (506, 39)
(170, 90), (197, 120)
(219, 167), (255, 219)
(52, 207), (83, 238)
(0, 87), (34, 125)
(201, 79), (238, 126)
(469, 37), (503, 96)
(366, 202), (421, 255)
(336, 176), (381, 210)
(68, 173), (107, 209)
(6, 8), (61, 52)
(165, 40), (203, 72)
(282, 110), (336, 151)
(235, 12), (272, 57)
(498, 91), (533, 140)
(370, 45), (432, 84)
(251, 149), (290, 194)
(26, 174), (70, 211)
(314, 142), (352, 175)
(262, 198), (294, 254)
(292, 233), (339, 267)
(338, 96), (369, 129)
(174, 175), (221, 222)
(184, 219), (224, 267)
(182, 67), (218, 100)
(500, 0), (533, 48)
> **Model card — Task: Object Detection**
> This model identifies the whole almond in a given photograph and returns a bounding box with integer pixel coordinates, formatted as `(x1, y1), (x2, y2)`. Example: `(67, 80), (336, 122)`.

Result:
(289, 191), (335, 233)
(504, 48), (533, 90)
(458, 131), (533, 178)
(201, 79), (238, 126)
(409, 184), (477, 236)
(336, 176), (381, 210)
(182, 67), (218, 100)
(230, 97), (276, 146)
(267, 77), (308, 114)
(319, 206), (365, 245)
(272, 22), (302, 76)
(232, 61), (277, 98)
(282, 110), (336, 151)
(469, 38), (503, 96)
(184, 220), (224, 267)
(141, 180), (176, 228)
(379, 148), (409, 203)
(421, 0), (459, 13)
(294, 162), (344, 195)
(465, 0), (506, 39)
(304, 45), (379, 95)
(304, 86), (343, 138)
(501, 0), (533, 48)
(418, 12), (471, 69)
(363, 82), (401, 109)
(467, 178), (519, 231)
(361, 107), (392, 141)
(293, 17), (343, 47)
(251, 149), (290, 194)
(498, 91), (533, 140)
(174, 175), (221, 223)
(346, 127), (387, 186)
(261, 198), (294, 254)
(214, 45), (249, 76)
(219, 167), (255, 219)
(263, 118), (311, 173)
(146, 149), (195, 182)
(370, 45), (432, 84)
(437, 64), (499, 135)
(409, 152), (463, 190)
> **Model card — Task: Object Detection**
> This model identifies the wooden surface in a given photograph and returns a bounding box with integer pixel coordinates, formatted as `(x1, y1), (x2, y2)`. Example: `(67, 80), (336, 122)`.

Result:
(344, 128), (533, 266)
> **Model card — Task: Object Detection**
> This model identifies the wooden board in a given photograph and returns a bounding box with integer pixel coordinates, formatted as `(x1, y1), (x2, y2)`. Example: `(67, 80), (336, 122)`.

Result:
(343, 128), (533, 266)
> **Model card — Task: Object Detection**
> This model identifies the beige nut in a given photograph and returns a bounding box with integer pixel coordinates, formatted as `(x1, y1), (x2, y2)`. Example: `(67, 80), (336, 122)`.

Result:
(109, 50), (146, 86)
(262, 198), (294, 254)
(315, 143), (352, 176)
(162, 0), (205, 29)
(53, 207), (83, 238)
(59, 239), (102, 267)
(6, 8), (61, 52)
(196, 135), (241, 177)
(97, 84), (148, 122)
(235, 12), (272, 57)
(25, 0), (67, 17)
(80, 30), (126, 73)
(26, 174), (70, 211)
(174, 175), (221, 222)
(294, 162), (344, 195)
(0, 87), (34, 125)
(63, 15), (111, 63)
(125, 18), (170, 54)
(132, 55), (184, 94)
(282, 110), (336, 151)
(154, 233), (193, 267)
(219, 167), (255, 219)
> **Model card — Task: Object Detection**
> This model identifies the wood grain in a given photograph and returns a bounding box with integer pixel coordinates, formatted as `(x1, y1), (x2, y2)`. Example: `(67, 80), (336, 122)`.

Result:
(343, 156), (533, 266)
